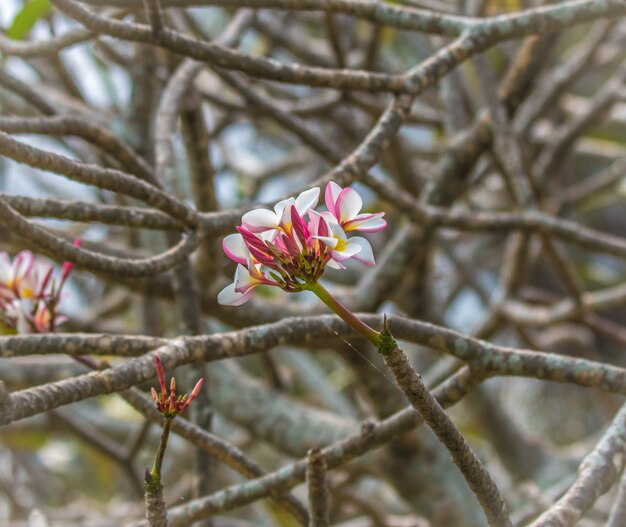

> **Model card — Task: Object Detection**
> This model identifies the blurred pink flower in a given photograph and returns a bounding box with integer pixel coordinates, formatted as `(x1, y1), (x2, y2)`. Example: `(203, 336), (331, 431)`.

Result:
(218, 183), (386, 306)
(0, 248), (76, 334)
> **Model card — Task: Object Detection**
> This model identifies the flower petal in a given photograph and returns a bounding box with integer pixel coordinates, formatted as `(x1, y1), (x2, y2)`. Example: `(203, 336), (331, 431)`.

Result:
(336, 188), (362, 223)
(348, 237), (375, 266)
(242, 209), (279, 233)
(217, 282), (254, 306)
(324, 181), (342, 218)
(326, 258), (345, 270)
(222, 234), (248, 265)
(234, 264), (263, 293)
(330, 221), (348, 241)
(0, 253), (11, 283)
(321, 211), (339, 226)
(15, 307), (31, 334)
(274, 196), (294, 215)
(313, 236), (338, 249)
(331, 242), (362, 262)
(343, 213), (387, 233)
(295, 187), (320, 214)
(308, 209), (331, 237)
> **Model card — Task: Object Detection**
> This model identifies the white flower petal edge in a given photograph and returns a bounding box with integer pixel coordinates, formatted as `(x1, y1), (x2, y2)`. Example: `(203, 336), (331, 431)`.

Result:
(0, 253), (12, 283)
(217, 283), (254, 306)
(295, 187), (320, 214)
(336, 187), (363, 224)
(324, 181), (342, 218)
(313, 236), (339, 249)
(344, 213), (387, 233)
(222, 234), (248, 264)
(348, 237), (375, 266)
(326, 259), (345, 270)
(242, 208), (280, 233)
(274, 197), (295, 221)
(308, 210), (331, 237)
(234, 264), (266, 293)
(331, 242), (362, 262)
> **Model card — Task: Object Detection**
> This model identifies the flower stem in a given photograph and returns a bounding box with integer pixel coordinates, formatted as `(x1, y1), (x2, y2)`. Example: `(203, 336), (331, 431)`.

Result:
(151, 416), (173, 482)
(307, 281), (381, 347)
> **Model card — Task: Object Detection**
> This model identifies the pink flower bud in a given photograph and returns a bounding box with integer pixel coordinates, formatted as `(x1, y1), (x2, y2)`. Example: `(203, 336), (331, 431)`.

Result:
(154, 355), (167, 394)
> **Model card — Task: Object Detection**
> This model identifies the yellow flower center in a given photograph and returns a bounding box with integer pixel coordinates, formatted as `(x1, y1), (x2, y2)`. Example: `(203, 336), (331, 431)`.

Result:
(334, 237), (348, 252)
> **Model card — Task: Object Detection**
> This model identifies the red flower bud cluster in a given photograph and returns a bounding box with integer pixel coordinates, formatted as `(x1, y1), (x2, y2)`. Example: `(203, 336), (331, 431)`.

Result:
(150, 355), (203, 418)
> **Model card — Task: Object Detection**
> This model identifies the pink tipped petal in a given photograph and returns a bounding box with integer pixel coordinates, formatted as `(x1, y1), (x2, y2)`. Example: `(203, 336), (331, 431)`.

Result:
(14, 251), (34, 277)
(344, 213), (387, 233)
(324, 182), (342, 217)
(308, 210), (331, 237)
(320, 211), (339, 226)
(217, 283), (254, 306)
(295, 187), (320, 214)
(349, 237), (376, 266)
(154, 355), (167, 394)
(242, 209), (279, 232)
(222, 234), (249, 264)
(307, 209), (321, 235)
(336, 188), (362, 223)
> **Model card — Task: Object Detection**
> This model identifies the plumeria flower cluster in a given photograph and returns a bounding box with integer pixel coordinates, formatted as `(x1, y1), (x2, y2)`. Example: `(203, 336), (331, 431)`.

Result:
(0, 249), (75, 334)
(151, 355), (203, 418)
(218, 182), (386, 306)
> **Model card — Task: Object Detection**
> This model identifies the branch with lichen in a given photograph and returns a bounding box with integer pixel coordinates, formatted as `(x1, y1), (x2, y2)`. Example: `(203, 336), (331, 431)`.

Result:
(306, 448), (330, 527)
(377, 323), (511, 527)
(303, 282), (511, 527)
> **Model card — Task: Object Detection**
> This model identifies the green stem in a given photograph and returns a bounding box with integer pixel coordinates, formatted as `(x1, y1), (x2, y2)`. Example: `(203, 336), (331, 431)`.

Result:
(307, 281), (381, 347)
(151, 416), (172, 481)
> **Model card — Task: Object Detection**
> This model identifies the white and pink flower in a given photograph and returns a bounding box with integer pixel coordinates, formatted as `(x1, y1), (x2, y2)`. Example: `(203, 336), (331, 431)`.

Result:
(218, 183), (386, 306)
(0, 249), (75, 334)
(324, 181), (387, 233)
(241, 187), (320, 234)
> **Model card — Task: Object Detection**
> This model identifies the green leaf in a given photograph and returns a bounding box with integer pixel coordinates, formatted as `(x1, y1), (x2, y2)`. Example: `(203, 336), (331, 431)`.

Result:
(7, 0), (52, 40)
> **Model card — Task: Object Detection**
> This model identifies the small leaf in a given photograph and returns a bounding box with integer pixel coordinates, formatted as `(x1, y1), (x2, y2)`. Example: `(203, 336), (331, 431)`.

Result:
(7, 0), (52, 40)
